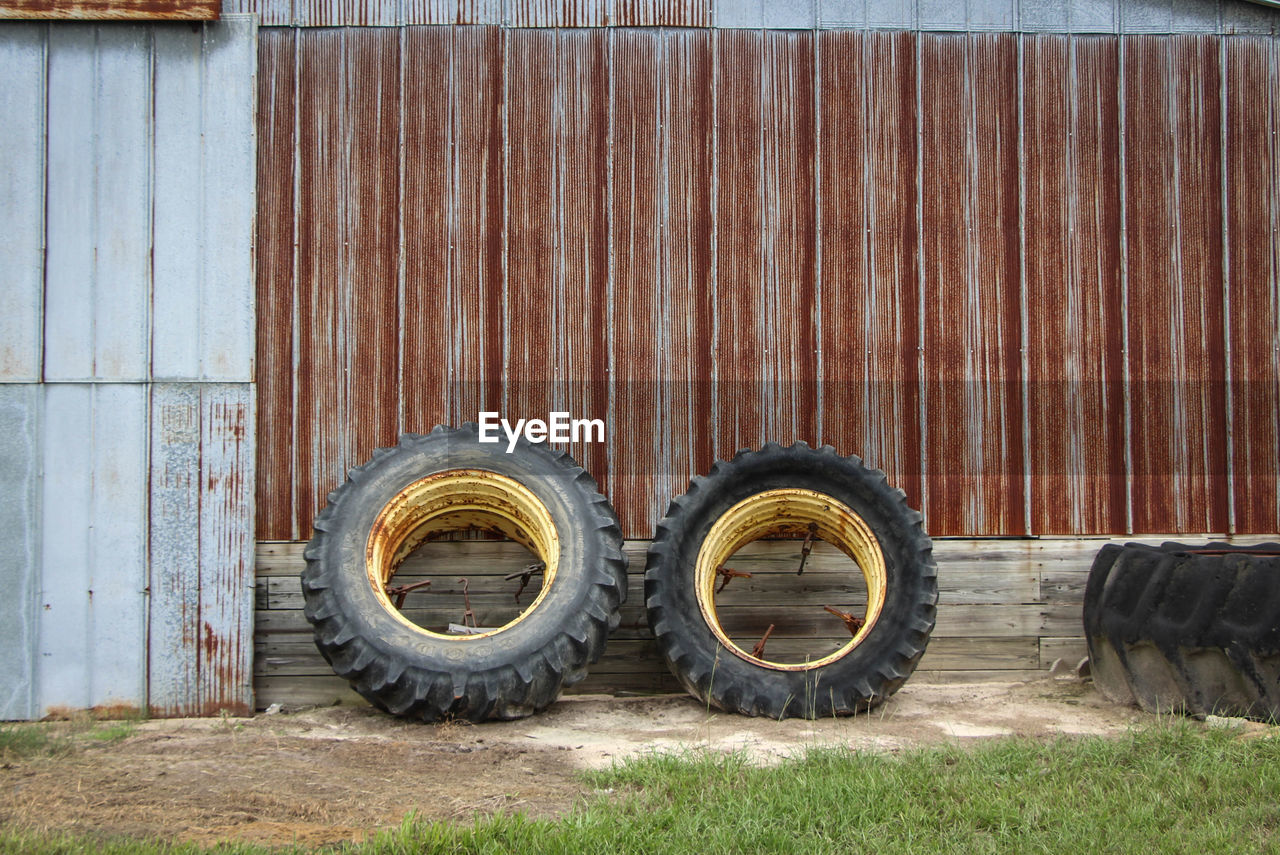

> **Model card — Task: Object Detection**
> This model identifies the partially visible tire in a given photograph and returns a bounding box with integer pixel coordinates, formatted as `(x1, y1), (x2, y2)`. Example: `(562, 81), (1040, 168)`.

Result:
(1084, 541), (1280, 721)
(644, 442), (937, 719)
(302, 424), (626, 722)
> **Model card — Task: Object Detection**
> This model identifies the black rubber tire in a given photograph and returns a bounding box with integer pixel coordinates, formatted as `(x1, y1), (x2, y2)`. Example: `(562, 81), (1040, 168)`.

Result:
(301, 424), (626, 722)
(1084, 541), (1280, 722)
(644, 442), (937, 719)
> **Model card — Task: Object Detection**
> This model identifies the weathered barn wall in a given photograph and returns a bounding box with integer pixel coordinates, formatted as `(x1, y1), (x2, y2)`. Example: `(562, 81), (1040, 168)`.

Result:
(253, 25), (1280, 542)
(220, 0), (1279, 31)
(0, 18), (257, 719)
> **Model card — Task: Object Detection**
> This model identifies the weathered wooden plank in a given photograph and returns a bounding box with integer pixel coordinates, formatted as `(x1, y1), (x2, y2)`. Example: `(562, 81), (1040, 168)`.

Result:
(148, 384), (203, 716)
(0, 386), (40, 720)
(0, 24), (44, 382)
(1039, 636), (1088, 669)
(0, 0), (219, 19)
(197, 386), (255, 716)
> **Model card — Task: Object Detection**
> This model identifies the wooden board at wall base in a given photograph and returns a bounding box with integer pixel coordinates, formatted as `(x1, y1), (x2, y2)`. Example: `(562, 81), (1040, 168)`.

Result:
(0, 0), (220, 19)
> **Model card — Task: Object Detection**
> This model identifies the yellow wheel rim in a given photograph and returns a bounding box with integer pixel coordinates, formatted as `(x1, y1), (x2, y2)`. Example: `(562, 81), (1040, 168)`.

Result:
(365, 469), (559, 641)
(694, 488), (887, 671)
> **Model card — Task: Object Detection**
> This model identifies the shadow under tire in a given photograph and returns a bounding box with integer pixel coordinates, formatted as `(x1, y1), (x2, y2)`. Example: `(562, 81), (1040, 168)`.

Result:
(301, 424), (626, 722)
(644, 442), (937, 719)
(1084, 541), (1280, 722)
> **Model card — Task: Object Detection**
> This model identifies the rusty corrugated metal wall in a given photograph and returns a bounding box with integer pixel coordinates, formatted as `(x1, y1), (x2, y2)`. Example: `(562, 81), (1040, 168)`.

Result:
(254, 23), (1280, 541)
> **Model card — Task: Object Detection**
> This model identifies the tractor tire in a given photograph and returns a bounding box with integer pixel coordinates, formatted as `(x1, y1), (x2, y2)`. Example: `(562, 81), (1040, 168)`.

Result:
(301, 424), (626, 722)
(1084, 541), (1280, 721)
(644, 442), (937, 719)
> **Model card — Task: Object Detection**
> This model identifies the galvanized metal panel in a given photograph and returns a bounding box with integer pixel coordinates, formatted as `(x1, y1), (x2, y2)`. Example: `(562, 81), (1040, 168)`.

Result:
(714, 0), (761, 28)
(761, 0), (814, 28)
(613, 0), (710, 25)
(1021, 0), (1070, 31)
(0, 25), (45, 383)
(1071, 0), (1120, 31)
(1023, 36), (1127, 534)
(255, 28), (297, 541)
(197, 384), (255, 715)
(38, 384), (148, 714)
(610, 28), (663, 536)
(1124, 35), (1229, 533)
(0, 385), (39, 720)
(1224, 37), (1280, 532)
(1222, 0), (1279, 33)
(44, 25), (152, 383)
(148, 383), (202, 716)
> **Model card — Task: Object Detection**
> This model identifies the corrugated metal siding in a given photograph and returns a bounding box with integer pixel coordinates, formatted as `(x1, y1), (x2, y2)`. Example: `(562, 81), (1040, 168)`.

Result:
(256, 26), (1280, 540)
(0, 19), (257, 718)
(219, 0), (1277, 31)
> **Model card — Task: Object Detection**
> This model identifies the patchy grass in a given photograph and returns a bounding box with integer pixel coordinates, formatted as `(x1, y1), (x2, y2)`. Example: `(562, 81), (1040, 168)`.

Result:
(2, 720), (1278, 854)
(0, 715), (139, 762)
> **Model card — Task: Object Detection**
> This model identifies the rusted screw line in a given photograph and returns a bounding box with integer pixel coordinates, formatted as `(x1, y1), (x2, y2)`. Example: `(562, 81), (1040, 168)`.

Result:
(459, 577), (477, 629)
(797, 522), (818, 575)
(504, 561), (546, 605)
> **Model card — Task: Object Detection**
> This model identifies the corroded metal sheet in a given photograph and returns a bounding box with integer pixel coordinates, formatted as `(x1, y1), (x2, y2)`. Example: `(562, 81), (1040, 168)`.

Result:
(817, 30), (922, 507)
(255, 28), (1280, 540)
(0, 0), (220, 19)
(1023, 35), (1127, 534)
(0, 24), (44, 382)
(919, 33), (1025, 536)
(714, 29), (766, 461)
(1123, 34), (1229, 533)
(150, 384), (256, 717)
(1224, 36), (1280, 533)
(610, 28), (663, 536)
(255, 27), (298, 540)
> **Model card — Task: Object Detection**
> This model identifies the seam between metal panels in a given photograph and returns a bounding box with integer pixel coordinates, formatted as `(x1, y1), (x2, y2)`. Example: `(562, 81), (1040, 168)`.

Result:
(1065, 34), (1080, 532)
(395, 24), (406, 435)
(709, 28), (719, 457)
(812, 27), (822, 446)
(500, 26), (509, 418)
(1118, 34), (1133, 535)
(1016, 32), (1031, 534)
(37, 24), (49, 385)
(914, 30), (927, 523)
(605, 27), (615, 478)
(1166, 36), (1187, 532)
(1272, 36), (1280, 530)
(198, 25), (209, 381)
(91, 27), (101, 378)
(552, 30), (563, 423)
(963, 36), (978, 531)
(1219, 34), (1234, 534)
(445, 26), (457, 425)
(859, 31), (872, 460)
(289, 26), (300, 540)
(657, 31), (669, 491)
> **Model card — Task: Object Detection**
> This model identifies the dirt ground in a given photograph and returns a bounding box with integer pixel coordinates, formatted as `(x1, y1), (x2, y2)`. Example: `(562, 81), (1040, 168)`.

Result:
(0, 676), (1224, 849)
